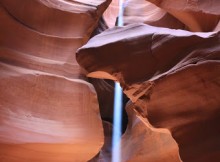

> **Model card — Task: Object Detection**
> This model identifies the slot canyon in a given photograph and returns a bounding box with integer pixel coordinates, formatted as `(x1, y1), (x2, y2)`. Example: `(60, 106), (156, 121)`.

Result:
(0, 0), (220, 162)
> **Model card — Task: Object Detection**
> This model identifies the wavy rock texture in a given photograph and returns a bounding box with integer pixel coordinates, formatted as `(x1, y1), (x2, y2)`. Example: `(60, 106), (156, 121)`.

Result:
(103, 0), (185, 29)
(103, 0), (119, 27)
(76, 23), (218, 84)
(0, 64), (102, 162)
(76, 23), (220, 161)
(146, 0), (220, 15)
(121, 102), (181, 162)
(103, 0), (220, 31)
(145, 0), (220, 32)
(2, 0), (220, 161)
(0, 0), (111, 161)
(124, 0), (185, 29)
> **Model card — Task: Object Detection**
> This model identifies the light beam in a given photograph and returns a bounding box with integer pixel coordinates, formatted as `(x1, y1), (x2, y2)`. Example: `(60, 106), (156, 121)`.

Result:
(112, 1), (124, 162)
(112, 82), (123, 162)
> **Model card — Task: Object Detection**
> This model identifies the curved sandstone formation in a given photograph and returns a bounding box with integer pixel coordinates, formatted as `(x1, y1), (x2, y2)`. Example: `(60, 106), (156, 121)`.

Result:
(103, 0), (119, 27)
(121, 101), (182, 162)
(145, 0), (220, 32)
(76, 23), (220, 161)
(102, 0), (220, 32)
(1, 0), (110, 38)
(124, 0), (185, 29)
(2, 0), (220, 161)
(0, 0), (111, 161)
(76, 23), (218, 85)
(146, 0), (220, 15)
(89, 121), (113, 162)
(0, 63), (102, 162)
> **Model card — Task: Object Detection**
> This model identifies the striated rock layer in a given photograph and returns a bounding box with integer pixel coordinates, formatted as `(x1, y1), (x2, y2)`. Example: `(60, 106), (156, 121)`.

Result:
(103, 0), (119, 27)
(124, 0), (185, 29)
(121, 102), (181, 162)
(103, 0), (220, 32)
(145, 0), (220, 32)
(0, 0), (111, 161)
(2, 0), (220, 161)
(0, 64), (102, 162)
(77, 23), (220, 161)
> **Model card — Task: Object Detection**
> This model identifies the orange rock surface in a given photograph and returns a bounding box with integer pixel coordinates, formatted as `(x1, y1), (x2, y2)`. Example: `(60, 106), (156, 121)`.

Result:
(1, 0), (220, 161)
(124, 0), (185, 29)
(145, 0), (220, 32)
(77, 23), (220, 161)
(103, 0), (119, 27)
(121, 102), (181, 162)
(0, 0), (111, 161)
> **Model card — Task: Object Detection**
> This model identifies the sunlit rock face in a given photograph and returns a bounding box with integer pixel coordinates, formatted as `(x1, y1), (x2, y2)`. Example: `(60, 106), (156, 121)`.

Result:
(76, 23), (220, 161)
(103, 0), (119, 27)
(123, 0), (185, 29)
(146, 0), (220, 15)
(145, 0), (220, 32)
(0, 0), (111, 161)
(103, 0), (185, 29)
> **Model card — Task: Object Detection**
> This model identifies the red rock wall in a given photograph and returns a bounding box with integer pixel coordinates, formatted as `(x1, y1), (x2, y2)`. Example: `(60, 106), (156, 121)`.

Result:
(1, 0), (220, 161)
(77, 1), (220, 160)
(0, 0), (111, 161)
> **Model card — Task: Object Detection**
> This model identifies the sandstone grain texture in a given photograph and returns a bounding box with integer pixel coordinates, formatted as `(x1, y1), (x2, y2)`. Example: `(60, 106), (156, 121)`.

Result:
(77, 23), (220, 161)
(0, 0), (111, 161)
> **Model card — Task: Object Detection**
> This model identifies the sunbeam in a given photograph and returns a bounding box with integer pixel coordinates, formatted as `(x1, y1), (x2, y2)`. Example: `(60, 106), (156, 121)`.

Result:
(112, 1), (124, 162)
